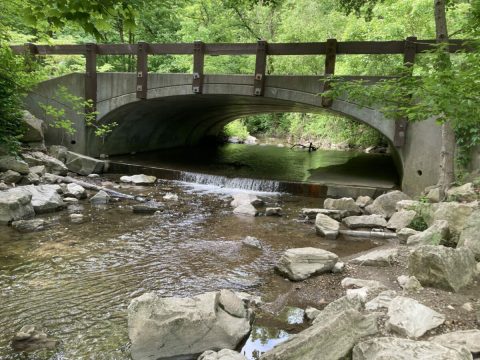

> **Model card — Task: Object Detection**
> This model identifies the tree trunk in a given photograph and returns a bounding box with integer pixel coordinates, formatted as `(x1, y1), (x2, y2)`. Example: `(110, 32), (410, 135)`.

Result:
(434, 0), (456, 192)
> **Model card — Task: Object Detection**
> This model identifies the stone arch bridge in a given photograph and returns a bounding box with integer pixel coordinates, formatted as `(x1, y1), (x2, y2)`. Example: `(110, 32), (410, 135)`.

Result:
(12, 39), (469, 195)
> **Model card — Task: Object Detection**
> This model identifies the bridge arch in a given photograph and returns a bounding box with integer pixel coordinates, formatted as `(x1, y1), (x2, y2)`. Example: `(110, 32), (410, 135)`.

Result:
(25, 73), (441, 195)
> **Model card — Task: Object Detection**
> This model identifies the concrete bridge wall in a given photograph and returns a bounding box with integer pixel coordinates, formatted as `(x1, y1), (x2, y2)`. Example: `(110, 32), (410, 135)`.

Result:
(25, 73), (442, 196)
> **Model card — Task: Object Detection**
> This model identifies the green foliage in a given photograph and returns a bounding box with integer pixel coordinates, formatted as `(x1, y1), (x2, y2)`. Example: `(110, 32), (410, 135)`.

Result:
(224, 120), (250, 141)
(410, 203), (430, 232)
(39, 86), (118, 144)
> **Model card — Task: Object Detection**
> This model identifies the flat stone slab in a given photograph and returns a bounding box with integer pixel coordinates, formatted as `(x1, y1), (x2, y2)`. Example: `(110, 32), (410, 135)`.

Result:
(275, 247), (338, 281)
(386, 296), (445, 338)
(387, 210), (416, 230)
(343, 215), (387, 229)
(350, 248), (398, 267)
(315, 213), (340, 239)
(353, 337), (472, 360)
(120, 174), (157, 185)
(430, 329), (480, 355)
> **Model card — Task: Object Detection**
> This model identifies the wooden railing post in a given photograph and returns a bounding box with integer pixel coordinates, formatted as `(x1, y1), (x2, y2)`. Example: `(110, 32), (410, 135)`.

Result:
(321, 38), (337, 107)
(253, 40), (267, 96)
(85, 43), (97, 111)
(394, 36), (417, 148)
(192, 40), (205, 94)
(136, 42), (148, 100)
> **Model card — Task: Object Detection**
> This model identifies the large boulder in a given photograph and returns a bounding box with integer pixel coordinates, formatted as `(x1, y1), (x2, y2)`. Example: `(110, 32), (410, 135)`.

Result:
(230, 193), (263, 208)
(407, 220), (450, 246)
(350, 248), (398, 267)
(233, 203), (258, 217)
(65, 183), (87, 199)
(14, 185), (64, 214)
(430, 329), (480, 355)
(447, 183), (478, 202)
(343, 215), (387, 229)
(120, 174), (157, 185)
(21, 111), (44, 143)
(386, 296), (445, 338)
(365, 191), (410, 218)
(48, 145), (68, 163)
(0, 189), (35, 225)
(22, 152), (68, 176)
(128, 290), (252, 360)
(65, 151), (105, 176)
(315, 213), (340, 239)
(275, 247), (338, 281)
(386, 210), (416, 230)
(260, 296), (378, 360)
(0, 155), (29, 174)
(408, 245), (477, 292)
(323, 197), (362, 215)
(352, 337), (472, 360)
(458, 209), (480, 260)
(426, 202), (478, 238)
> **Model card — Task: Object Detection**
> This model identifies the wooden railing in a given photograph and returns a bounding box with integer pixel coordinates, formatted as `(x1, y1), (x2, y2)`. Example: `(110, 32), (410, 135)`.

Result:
(10, 38), (474, 147)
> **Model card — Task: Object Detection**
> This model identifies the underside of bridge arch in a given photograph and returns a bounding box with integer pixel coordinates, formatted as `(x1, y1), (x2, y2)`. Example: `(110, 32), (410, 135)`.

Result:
(92, 94), (394, 156)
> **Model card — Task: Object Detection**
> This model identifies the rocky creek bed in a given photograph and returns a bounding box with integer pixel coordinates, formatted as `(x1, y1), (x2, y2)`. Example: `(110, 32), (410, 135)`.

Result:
(0, 114), (479, 359)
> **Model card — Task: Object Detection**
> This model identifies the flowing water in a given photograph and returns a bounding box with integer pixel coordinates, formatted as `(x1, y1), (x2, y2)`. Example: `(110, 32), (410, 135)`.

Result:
(0, 145), (399, 359)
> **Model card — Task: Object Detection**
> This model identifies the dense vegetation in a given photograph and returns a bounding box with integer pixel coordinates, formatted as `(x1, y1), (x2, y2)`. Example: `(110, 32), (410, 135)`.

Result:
(0, 0), (478, 156)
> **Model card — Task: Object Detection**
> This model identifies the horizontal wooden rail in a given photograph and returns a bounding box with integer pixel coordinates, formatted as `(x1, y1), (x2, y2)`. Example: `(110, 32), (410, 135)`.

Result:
(10, 39), (474, 56)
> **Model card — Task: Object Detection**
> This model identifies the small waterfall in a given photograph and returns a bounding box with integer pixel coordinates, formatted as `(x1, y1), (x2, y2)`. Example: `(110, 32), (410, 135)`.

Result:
(179, 171), (280, 192)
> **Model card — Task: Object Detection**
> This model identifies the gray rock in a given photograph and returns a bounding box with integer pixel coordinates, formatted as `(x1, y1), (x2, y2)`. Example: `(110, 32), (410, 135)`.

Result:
(341, 277), (386, 290)
(447, 183), (477, 202)
(0, 155), (29, 174)
(350, 248), (398, 267)
(397, 228), (419, 244)
(312, 295), (364, 325)
(233, 203), (258, 217)
(198, 349), (247, 360)
(427, 201), (478, 238)
(230, 193), (263, 207)
(458, 209), (480, 260)
(0, 181), (8, 190)
(265, 207), (282, 216)
(13, 185), (64, 214)
(0, 170), (22, 184)
(397, 275), (423, 292)
(0, 189), (35, 224)
(218, 289), (247, 318)
(21, 171), (41, 185)
(22, 152), (67, 176)
(407, 220), (450, 246)
(260, 306), (378, 360)
(65, 151), (105, 176)
(408, 245), (477, 292)
(386, 296), (445, 338)
(332, 261), (345, 273)
(69, 213), (84, 223)
(65, 183), (87, 199)
(128, 291), (251, 360)
(163, 193), (179, 201)
(11, 325), (58, 352)
(133, 203), (163, 214)
(315, 213), (340, 239)
(387, 210), (417, 230)
(120, 174), (157, 185)
(343, 214), (387, 229)
(48, 145), (68, 163)
(21, 111), (44, 143)
(356, 195), (373, 208)
(11, 219), (49, 233)
(304, 306), (321, 321)
(42, 173), (61, 184)
(430, 329), (480, 355)
(90, 190), (110, 205)
(241, 236), (262, 249)
(352, 337), (472, 360)
(427, 187), (442, 203)
(396, 199), (420, 211)
(365, 290), (397, 311)
(275, 247), (338, 281)
(324, 197), (362, 215)
(365, 191), (410, 218)
(302, 208), (346, 221)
